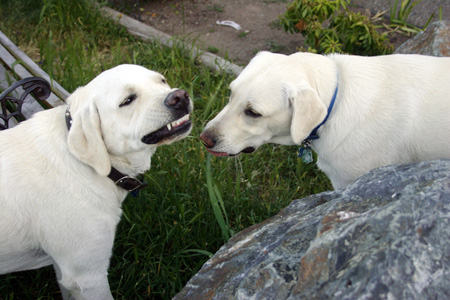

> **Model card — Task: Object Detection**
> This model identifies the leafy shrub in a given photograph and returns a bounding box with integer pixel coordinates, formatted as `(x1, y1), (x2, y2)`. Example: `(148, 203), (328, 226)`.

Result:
(280, 0), (394, 55)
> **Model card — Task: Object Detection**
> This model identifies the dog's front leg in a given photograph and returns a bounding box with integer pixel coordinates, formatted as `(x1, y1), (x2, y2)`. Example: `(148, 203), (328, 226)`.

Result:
(54, 263), (111, 300)
(49, 230), (116, 300)
(54, 263), (71, 300)
(57, 267), (113, 300)
(67, 279), (113, 300)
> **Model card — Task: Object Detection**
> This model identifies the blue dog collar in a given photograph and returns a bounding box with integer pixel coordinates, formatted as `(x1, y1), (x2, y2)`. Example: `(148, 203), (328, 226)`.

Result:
(298, 79), (338, 163)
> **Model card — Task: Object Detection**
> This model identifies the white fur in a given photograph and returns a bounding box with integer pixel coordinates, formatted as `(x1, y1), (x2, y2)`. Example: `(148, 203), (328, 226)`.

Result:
(201, 51), (450, 189)
(0, 64), (193, 299)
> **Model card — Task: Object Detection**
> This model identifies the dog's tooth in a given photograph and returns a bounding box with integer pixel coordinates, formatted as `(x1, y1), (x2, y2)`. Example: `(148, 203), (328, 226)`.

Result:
(168, 115), (189, 130)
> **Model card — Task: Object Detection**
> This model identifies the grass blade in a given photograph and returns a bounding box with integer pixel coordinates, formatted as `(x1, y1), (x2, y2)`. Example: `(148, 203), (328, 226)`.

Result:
(206, 154), (232, 242)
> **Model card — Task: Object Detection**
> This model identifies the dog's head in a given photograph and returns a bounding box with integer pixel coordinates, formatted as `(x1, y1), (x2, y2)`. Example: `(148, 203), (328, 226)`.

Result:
(67, 64), (193, 176)
(200, 51), (336, 157)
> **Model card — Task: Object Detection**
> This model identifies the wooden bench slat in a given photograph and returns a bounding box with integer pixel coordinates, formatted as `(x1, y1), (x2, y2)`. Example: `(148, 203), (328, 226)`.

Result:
(0, 63), (18, 94)
(0, 46), (65, 109)
(0, 30), (69, 105)
(0, 44), (46, 119)
(0, 43), (35, 81)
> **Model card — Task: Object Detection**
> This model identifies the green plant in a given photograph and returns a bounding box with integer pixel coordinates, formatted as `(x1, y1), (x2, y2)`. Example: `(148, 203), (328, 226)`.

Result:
(269, 19), (283, 30)
(280, 0), (394, 55)
(266, 39), (288, 53)
(262, 0), (288, 3)
(387, 0), (436, 34)
(207, 46), (220, 53)
(210, 4), (225, 13)
(169, 0), (185, 29)
(205, 154), (234, 242)
(237, 31), (249, 38)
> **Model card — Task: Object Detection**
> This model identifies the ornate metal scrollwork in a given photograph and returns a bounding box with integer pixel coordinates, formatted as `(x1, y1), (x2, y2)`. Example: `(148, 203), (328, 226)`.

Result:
(0, 77), (51, 130)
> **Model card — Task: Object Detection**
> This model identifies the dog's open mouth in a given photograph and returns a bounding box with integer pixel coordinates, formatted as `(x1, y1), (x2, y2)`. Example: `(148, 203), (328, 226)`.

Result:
(205, 146), (255, 157)
(142, 114), (192, 144)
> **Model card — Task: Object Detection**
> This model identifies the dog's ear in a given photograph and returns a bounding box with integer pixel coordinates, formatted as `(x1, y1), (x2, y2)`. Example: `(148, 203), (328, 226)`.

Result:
(67, 101), (111, 177)
(290, 88), (327, 144)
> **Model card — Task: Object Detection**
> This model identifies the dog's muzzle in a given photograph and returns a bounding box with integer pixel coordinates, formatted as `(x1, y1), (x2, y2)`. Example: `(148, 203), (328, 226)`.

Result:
(199, 130), (255, 156)
(141, 90), (193, 145)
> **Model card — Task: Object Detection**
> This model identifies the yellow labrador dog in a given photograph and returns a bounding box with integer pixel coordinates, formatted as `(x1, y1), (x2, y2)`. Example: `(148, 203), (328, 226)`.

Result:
(0, 65), (193, 299)
(200, 51), (450, 189)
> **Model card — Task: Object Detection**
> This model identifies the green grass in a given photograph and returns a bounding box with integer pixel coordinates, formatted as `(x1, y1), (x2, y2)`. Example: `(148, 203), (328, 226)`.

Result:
(0, 0), (331, 299)
(206, 46), (219, 53)
(209, 4), (225, 13)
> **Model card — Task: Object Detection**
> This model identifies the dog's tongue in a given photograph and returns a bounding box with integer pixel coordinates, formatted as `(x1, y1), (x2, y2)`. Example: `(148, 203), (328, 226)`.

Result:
(206, 148), (230, 157)
(206, 147), (255, 157)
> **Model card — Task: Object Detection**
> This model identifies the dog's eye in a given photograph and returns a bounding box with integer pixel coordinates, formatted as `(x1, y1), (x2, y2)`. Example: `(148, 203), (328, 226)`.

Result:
(120, 94), (137, 107)
(161, 78), (167, 84)
(244, 108), (262, 118)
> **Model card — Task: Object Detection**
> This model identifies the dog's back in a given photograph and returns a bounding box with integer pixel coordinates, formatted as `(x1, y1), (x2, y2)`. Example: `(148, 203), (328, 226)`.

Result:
(0, 110), (63, 273)
(315, 54), (450, 187)
(200, 51), (450, 189)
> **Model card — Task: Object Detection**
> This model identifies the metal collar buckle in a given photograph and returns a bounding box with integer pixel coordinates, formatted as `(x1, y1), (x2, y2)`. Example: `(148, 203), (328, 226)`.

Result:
(114, 176), (148, 192)
(298, 75), (339, 164)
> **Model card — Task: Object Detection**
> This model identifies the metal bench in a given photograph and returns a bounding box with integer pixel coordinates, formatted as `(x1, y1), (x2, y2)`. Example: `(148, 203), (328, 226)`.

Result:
(0, 30), (69, 129)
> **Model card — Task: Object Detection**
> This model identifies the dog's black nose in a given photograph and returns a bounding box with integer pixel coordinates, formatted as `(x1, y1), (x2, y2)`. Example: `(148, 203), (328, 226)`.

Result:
(164, 89), (190, 113)
(199, 131), (216, 148)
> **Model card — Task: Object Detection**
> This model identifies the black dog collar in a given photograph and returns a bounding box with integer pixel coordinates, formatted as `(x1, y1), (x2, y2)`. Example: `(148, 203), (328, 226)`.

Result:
(65, 106), (147, 192)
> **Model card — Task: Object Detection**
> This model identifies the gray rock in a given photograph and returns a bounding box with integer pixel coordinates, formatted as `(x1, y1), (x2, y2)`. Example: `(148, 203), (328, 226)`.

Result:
(174, 160), (450, 300)
(395, 21), (450, 56)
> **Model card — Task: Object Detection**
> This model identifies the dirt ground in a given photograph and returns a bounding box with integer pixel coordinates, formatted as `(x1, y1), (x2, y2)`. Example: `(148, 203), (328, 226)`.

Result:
(126, 0), (449, 65)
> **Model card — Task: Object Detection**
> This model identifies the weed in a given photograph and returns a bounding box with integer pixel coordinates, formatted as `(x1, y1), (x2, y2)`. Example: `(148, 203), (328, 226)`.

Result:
(387, 0), (437, 35)
(261, 0), (288, 3)
(280, 0), (439, 55)
(237, 31), (249, 38)
(269, 19), (283, 30)
(207, 46), (220, 53)
(266, 39), (288, 52)
(280, 0), (393, 55)
(210, 4), (225, 13)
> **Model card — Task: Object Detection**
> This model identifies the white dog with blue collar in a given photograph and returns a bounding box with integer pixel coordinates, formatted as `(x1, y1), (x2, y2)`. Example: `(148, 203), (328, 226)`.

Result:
(200, 51), (450, 189)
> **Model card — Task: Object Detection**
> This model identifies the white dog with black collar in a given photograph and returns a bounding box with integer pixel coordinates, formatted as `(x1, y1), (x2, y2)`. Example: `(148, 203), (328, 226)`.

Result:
(0, 64), (193, 299)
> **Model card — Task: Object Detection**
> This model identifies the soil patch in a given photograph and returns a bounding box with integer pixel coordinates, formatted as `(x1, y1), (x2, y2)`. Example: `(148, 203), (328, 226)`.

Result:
(120, 0), (449, 65)
(139, 0), (300, 65)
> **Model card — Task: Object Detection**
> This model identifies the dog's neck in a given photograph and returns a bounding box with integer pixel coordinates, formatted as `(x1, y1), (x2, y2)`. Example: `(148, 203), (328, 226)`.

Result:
(298, 78), (338, 163)
(65, 106), (147, 193)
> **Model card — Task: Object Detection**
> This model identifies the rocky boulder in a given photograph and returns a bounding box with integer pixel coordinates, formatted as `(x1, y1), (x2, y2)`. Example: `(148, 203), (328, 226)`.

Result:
(395, 21), (450, 56)
(174, 160), (450, 300)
